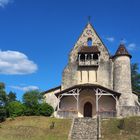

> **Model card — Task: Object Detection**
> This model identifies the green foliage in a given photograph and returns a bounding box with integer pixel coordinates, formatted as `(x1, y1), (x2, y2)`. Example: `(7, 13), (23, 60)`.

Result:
(50, 121), (55, 129)
(23, 104), (40, 116)
(131, 63), (140, 93)
(7, 91), (16, 103)
(0, 83), (5, 90)
(0, 82), (8, 106)
(0, 83), (54, 118)
(0, 107), (6, 122)
(39, 103), (54, 116)
(23, 90), (42, 116)
(23, 90), (42, 107)
(117, 119), (125, 130)
(6, 101), (25, 117)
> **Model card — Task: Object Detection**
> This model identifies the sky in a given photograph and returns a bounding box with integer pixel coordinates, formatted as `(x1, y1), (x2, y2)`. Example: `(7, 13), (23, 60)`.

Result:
(0, 0), (140, 101)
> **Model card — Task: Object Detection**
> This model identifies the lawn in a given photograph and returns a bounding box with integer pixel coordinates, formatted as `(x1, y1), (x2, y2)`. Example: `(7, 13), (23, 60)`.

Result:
(1, 116), (140, 140)
(0, 116), (72, 140)
(101, 116), (140, 140)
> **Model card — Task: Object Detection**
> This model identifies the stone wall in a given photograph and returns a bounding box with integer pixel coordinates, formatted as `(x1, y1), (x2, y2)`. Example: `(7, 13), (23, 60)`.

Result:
(62, 23), (112, 90)
(57, 110), (78, 119)
(113, 56), (135, 106)
(59, 89), (116, 118)
(60, 96), (77, 111)
(44, 88), (61, 110)
(118, 106), (139, 117)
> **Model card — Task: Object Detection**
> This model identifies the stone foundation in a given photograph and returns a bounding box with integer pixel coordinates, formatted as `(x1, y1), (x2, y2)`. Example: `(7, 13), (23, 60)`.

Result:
(56, 110), (78, 118)
(119, 106), (139, 117)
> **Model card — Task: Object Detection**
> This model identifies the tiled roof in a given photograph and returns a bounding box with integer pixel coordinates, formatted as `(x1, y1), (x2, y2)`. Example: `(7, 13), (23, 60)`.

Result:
(55, 83), (121, 97)
(78, 46), (100, 54)
(43, 86), (61, 94)
(113, 44), (132, 59)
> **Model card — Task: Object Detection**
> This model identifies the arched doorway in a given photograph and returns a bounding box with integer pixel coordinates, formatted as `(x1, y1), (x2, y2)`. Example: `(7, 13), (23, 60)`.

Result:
(84, 102), (92, 117)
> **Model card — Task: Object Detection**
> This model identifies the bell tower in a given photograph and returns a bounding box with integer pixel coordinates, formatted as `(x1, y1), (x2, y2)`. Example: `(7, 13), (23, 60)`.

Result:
(113, 43), (135, 106)
(62, 22), (111, 90)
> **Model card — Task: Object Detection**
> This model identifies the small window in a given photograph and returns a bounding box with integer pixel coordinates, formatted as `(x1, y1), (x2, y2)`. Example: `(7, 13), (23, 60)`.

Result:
(87, 38), (92, 46)
(80, 54), (85, 60)
(93, 54), (98, 60)
(87, 54), (91, 60)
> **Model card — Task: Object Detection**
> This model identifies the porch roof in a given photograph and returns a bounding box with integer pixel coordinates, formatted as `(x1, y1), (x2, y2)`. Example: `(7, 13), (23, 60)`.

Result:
(55, 83), (121, 97)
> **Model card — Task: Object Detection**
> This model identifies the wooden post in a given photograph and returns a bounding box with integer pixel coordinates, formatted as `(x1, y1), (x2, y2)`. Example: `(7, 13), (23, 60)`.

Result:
(57, 98), (60, 111)
(96, 90), (99, 115)
(77, 95), (79, 117)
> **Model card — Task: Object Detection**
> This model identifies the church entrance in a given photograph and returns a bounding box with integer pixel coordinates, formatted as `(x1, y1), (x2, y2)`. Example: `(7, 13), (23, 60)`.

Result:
(84, 102), (92, 117)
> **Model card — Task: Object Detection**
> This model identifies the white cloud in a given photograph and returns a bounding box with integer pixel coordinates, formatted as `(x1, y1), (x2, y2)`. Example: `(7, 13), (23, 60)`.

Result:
(10, 85), (39, 92)
(106, 37), (115, 42)
(0, 50), (38, 75)
(127, 43), (136, 51)
(0, 0), (12, 8)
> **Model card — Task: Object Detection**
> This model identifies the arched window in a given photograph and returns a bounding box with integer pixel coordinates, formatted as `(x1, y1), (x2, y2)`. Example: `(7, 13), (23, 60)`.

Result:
(87, 38), (92, 46)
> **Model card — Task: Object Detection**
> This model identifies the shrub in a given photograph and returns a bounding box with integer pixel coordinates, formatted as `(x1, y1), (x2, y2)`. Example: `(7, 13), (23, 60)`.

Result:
(39, 103), (54, 116)
(7, 101), (25, 117)
(23, 105), (40, 116)
(22, 90), (42, 116)
(0, 107), (6, 122)
(117, 119), (125, 130)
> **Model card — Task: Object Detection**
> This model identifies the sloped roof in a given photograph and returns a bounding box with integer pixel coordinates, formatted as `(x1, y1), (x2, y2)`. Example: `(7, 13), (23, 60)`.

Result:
(74, 23), (110, 56)
(55, 83), (121, 97)
(113, 44), (132, 59)
(43, 86), (61, 94)
(78, 46), (100, 54)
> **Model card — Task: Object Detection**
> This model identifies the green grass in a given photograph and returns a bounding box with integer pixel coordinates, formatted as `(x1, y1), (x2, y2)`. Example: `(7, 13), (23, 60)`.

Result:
(102, 116), (140, 140)
(0, 116), (71, 140)
(1, 116), (140, 140)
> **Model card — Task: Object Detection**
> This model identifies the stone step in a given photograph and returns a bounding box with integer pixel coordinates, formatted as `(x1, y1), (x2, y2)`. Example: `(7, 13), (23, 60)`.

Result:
(70, 117), (98, 140)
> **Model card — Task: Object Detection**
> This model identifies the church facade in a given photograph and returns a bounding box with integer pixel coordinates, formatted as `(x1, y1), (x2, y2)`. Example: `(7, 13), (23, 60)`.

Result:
(44, 22), (140, 118)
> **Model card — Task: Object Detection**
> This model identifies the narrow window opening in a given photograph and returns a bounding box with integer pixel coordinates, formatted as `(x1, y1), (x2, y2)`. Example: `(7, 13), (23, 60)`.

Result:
(87, 38), (92, 46)
(87, 54), (91, 60)
(93, 53), (98, 60)
(80, 54), (85, 61)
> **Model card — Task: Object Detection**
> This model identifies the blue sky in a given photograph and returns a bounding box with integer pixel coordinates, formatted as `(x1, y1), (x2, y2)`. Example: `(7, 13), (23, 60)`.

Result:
(0, 0), (140, 101)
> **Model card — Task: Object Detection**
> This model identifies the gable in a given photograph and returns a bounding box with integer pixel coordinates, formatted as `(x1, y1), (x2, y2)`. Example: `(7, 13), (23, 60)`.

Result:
(69, 23), (110, 63)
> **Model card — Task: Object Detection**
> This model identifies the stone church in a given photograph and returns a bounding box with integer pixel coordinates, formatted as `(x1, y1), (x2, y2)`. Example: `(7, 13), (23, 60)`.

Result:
(44, 22), (140, 118)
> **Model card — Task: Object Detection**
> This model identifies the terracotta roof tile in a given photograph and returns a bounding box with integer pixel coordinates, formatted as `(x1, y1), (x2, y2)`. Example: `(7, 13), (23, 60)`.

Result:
(113, 44), (132, 59)
(55, 83), (121, 97)
(78, 46), (100, 54)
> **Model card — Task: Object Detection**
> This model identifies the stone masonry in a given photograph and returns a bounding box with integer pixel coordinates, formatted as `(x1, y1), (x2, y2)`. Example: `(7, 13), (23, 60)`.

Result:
(44, 22), (140, 118)
(70, 118), (98, 140)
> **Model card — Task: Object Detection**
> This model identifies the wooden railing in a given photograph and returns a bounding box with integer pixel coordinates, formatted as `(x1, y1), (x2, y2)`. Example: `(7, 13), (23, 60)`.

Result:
(78, 60), (99, 66)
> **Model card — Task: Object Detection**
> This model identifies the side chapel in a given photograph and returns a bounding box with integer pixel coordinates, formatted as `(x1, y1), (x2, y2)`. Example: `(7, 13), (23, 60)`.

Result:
(44, 22), (140, 118)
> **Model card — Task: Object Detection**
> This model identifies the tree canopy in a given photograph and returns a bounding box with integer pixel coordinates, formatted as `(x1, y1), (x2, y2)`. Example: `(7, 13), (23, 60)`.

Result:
(131, 63), (140, 93)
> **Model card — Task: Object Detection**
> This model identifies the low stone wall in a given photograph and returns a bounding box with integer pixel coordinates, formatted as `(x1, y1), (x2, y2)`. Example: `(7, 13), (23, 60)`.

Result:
(56, 110), (78, 118)
(119, 106), (139, 117)
(99, 111), (116, 118)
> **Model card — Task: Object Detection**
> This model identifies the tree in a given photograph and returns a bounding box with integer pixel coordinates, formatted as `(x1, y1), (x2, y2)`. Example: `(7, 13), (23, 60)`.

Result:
(0, 82), (7, 107)
(0, 106), (6, 122)
(23, 90), (43, 116)
(39, 103), (54, 116)
(7, 91), (16, 103)
(6, 101), (25, 117)
(131, 63), (140, 93)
